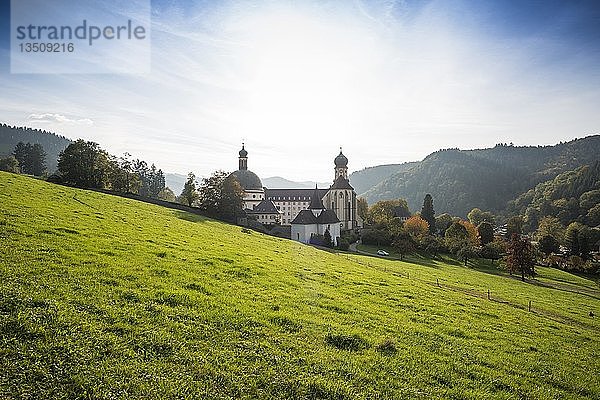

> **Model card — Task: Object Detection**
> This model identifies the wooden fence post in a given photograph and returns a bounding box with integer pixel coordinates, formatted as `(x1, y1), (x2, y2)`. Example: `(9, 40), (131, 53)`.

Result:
(528, 300), (532, 312)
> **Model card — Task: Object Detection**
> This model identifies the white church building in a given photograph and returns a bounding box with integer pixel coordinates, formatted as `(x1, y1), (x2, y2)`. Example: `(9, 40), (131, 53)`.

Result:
(228, 144), (360, 246)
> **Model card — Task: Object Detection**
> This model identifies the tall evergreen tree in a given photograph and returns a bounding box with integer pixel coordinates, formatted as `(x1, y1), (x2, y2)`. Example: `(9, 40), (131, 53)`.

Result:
(323, 228), (333, 248)
(29, 144), (47, 176)
(13, 142), (45, 175)
(13, 142), (29, 173)
(421, 194), (436, 235)
(180, 172), (198, 207)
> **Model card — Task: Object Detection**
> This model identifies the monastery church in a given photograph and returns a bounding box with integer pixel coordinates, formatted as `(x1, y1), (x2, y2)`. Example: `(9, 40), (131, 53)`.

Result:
(228, 145), (361, 246)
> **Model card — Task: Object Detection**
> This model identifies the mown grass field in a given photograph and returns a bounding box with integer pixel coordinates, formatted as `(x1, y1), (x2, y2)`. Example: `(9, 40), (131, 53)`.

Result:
(1, 171), (599, 399)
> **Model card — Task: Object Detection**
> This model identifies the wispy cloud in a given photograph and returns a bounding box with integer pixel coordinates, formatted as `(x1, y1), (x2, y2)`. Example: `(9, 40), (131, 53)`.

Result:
(28, 113), (94, 126)
(1, 0), (599, 181)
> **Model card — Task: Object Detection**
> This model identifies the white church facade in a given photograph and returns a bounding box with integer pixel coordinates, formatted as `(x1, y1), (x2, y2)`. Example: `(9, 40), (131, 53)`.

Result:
(228, 145), (361, 245)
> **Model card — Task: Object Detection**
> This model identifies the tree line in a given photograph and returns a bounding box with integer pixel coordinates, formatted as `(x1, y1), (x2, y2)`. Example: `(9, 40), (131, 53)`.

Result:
(0, 123), (71, 172)
(0, 141), (48, 176)
(358, 193), (599, 277)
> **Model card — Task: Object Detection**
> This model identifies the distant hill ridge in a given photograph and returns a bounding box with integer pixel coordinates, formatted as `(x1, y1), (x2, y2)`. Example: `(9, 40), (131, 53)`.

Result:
(348, 162), (418, 195)
(361, 135), (600, 217)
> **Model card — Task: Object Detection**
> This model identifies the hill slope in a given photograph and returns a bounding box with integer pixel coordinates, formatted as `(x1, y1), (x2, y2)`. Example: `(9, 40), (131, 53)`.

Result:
(0, 124), (72, 172)
(349, 162), (418, 195)
(508, 161), (600, 228)
(1, 172), (599, 399)
(363, 136), (600, 216)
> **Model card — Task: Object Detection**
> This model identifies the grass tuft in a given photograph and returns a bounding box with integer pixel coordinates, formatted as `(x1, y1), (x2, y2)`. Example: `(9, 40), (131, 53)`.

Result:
(376, 339), (398, 356)
(325, 333), (369, 351)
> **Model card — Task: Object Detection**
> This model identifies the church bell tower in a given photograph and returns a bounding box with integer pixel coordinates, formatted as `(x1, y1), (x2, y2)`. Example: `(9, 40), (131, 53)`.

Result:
(239, 143), (248, 170)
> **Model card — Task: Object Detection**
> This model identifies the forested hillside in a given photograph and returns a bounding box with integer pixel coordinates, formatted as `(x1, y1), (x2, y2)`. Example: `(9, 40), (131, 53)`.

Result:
(0, 124), (72, 172)
(349, 162), (417, 195)
(508, 162), (600, 230)
(362, 136), (600, 217)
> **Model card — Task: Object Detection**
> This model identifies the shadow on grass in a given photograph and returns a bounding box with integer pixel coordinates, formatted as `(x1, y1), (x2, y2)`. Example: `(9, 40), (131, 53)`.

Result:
(355, 245), (443, 269)
(173, 211), (209, 223)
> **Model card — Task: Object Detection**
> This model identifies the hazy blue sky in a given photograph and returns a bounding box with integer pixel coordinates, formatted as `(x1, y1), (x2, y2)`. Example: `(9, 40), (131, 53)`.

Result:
(1, 0), (599, 181)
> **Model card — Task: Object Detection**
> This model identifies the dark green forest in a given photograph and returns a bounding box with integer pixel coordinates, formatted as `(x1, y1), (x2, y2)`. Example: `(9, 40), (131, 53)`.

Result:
(0, 124), (72, 172)
(509, 162), (600, 230)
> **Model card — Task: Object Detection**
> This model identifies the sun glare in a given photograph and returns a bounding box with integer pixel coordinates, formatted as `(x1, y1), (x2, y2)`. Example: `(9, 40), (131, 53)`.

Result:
(224, 6), (390, 143)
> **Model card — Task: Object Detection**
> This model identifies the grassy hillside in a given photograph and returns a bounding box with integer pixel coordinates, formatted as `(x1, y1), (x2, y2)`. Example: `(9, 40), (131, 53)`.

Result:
(1, 172), (599, 399)
(363, 135), (600, 216)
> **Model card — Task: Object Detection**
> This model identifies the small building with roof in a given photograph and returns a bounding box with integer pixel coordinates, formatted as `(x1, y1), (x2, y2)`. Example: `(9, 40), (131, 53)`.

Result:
(291, 186), (341, 246)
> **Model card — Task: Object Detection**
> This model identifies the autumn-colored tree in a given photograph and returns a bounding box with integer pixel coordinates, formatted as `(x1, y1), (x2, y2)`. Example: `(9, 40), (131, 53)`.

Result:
(403, 216), (429, 240)
(505, 234), (536, 281)
(459, 220), (480, 246)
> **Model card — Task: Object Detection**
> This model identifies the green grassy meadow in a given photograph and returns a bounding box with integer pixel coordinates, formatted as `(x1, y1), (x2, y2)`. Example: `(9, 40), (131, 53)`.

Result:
(1, 172), (599, 399)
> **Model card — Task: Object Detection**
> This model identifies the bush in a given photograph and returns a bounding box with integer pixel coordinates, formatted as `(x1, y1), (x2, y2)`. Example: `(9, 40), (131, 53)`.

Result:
(342, 231), (359, 244)
(565, 255), (584, 271)
(336, 238), (349, 251)
(361, 228), (392, 246)
(46, 173), (62, 184)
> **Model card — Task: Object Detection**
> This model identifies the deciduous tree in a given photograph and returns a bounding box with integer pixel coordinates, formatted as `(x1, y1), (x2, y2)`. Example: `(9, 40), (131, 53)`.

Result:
(57, 140), (111, 188)
(445, 221), (469, 253)
(0, 156), (19, 173)
(392, 231), (415, 260)
(435, 213), (454, 236)
(467, 208), (495, 227)
(477, 221), (494, 245)
(368, 199), (409, 225)
(505, 234), (536, 281)
(506, 216), (524, 237)
(357, 197), (368, 222)
(158, 187), (177, 202)
(403, 215), (429, 240)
